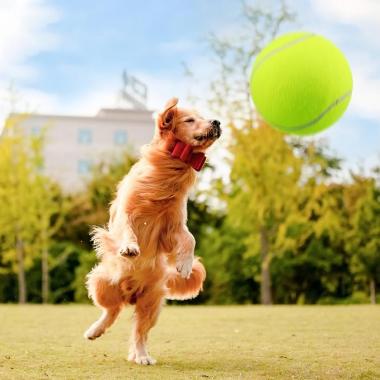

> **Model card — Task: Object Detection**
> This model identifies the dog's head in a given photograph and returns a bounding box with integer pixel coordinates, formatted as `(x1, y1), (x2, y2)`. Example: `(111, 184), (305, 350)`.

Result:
(156, 97), (221, 152)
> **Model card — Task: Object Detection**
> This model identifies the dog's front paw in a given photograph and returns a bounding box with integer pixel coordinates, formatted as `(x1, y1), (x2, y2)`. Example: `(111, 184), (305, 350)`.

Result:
(176, 255), (193, 279)
(119, 241), (140, 258)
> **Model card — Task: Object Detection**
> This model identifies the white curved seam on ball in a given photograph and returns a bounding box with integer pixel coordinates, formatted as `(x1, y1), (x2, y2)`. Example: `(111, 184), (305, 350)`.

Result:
(269, 90), (352, 131)
(252, 32), (316, 74)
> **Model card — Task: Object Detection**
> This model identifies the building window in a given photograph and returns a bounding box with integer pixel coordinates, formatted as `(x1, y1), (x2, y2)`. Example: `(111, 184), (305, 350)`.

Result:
(114, 130), (127, 145)
(78, 159), (91, 175)
(78, 129), (92, 144)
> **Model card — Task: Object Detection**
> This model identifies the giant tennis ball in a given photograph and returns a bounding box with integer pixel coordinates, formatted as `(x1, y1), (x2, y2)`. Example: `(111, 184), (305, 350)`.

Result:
(250, 31), (353, 135)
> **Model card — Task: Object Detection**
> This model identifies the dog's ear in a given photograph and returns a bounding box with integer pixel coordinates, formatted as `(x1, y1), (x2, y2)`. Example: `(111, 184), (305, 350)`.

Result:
(158, 97), (178, 130)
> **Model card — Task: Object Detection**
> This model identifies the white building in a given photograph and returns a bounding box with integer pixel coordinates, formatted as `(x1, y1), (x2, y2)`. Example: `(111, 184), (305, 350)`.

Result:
(10, 107), (154, 192)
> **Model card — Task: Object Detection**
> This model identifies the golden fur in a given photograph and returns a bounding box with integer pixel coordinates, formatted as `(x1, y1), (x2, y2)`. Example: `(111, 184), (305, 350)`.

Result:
(84, 98), (220, 365)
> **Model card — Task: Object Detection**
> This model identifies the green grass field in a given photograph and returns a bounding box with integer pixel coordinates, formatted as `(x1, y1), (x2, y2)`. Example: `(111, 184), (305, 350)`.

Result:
(0, 305), (379, 379)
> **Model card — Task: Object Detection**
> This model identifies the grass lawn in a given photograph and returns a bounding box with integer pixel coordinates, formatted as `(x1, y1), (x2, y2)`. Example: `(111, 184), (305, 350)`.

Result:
(0, 305), (379, 379)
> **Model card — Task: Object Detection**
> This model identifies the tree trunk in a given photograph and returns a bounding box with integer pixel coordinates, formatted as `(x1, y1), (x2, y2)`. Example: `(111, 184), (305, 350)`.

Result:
(260, 228), (272, 305)
(370, 278), (376, 305)
(16, 236), (27, 304)
(42, 244), (49, 303)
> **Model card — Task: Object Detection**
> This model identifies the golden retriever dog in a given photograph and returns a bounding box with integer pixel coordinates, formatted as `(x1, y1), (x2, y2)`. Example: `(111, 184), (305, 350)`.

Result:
(84, 97), (221, 365)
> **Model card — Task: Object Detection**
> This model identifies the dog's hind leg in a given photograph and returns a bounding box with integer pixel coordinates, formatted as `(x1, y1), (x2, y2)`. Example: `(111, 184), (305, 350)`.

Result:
(84, 269), (124, 340)
(128, 287), (165, 365)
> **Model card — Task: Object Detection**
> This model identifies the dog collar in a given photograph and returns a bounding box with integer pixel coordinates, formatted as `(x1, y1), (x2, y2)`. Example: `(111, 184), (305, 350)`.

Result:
(169, 140), (206, 172)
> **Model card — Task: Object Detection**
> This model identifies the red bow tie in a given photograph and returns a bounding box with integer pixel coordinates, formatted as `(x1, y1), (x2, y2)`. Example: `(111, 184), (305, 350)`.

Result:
(169, 140), (206, 171)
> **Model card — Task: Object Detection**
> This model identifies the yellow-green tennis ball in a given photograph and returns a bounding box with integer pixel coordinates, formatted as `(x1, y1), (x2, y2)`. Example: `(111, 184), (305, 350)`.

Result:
(250, 31), (353, 135)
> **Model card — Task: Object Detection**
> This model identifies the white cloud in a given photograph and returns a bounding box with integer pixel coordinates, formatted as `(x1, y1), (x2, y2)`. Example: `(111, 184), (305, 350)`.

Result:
(0, 0), (60, 80)
(0, 0), (60, 129)
(312, 0), (380, 32)
(309, 0), (380, 124)
(0, 85), (60, 132)
(350, 60), (380, 121)
(0, 71), (190, 121)
(60, 82), (120, 116)
(0, 70), (197, 128)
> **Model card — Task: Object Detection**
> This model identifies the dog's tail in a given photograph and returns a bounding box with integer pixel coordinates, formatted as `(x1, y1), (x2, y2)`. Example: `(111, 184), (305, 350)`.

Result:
(166, 257), (206, 300)
(90, 226), (118, 257)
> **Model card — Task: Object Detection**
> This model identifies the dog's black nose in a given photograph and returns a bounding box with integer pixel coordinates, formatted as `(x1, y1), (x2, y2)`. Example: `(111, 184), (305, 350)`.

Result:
(211, 120), (220, 128)
(211, 120), (222, 138)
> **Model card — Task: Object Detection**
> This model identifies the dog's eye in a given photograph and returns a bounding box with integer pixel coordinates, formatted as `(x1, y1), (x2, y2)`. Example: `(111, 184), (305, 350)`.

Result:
(185, 118), (195, 123)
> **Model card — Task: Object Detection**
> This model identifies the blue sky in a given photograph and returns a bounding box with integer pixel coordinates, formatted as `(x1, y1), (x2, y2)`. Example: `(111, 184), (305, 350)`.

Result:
(0, 0), (379, 173)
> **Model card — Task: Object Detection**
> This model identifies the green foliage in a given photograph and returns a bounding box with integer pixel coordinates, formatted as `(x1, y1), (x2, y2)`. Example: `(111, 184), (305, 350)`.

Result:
(199, 221), (260, 304)
(74, 249), (97, 303)
(344, 175), (380, 303)
(0, 116), (43, 271)
(26, 241), (81, 303)
(66, 152), (137, 302)
(58, 152), (137, 251)
(0, 116), (49, 303)
(226, 123), (304, 303)
(189, 0), (379, 305)
(1, 118), (379, 305)
(0, 118), (136, 304)
(1, 1), (379, 306)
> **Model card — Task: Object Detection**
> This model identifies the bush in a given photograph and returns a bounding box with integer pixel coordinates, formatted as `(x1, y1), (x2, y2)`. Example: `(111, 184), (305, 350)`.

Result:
(74, 249), (97, 303)
(317, 291), (370, 305)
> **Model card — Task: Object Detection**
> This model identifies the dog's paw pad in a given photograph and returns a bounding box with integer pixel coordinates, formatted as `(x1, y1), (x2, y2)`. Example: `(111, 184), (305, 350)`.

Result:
(119, 243), (140, 258)
(176, 256), (193, 279)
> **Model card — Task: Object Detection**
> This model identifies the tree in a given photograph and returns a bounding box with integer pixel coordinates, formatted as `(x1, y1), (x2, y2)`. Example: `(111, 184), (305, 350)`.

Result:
(33, 179), (67, 303)
(188, 1), (296, 304)
(0, 117), (68, 303)
(58, 151), (137, 251)
(271, 142), (351, 304)
(227, 123), (302, 304)
(60, 152), (137, 301)
(274, 181), (352, 304)
(345, 173), (380, 304)
(0, 115), (43, 303)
